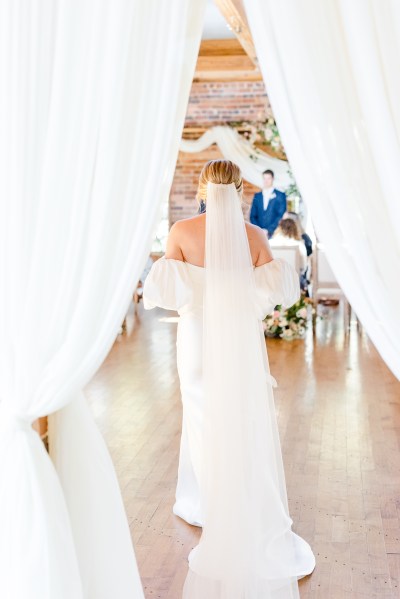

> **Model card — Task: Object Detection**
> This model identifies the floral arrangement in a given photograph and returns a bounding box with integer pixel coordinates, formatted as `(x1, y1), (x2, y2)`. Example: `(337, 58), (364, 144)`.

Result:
(259, 117), (285, 156)
(229, 117), (286, 159)
(263, 296), (313, 340)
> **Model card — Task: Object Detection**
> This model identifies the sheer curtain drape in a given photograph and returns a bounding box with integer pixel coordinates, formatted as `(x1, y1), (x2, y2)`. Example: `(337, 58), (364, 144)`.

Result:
(0, 1), (205, 597)
(244, 0), (400, 380)
(180, 126), (291, 189)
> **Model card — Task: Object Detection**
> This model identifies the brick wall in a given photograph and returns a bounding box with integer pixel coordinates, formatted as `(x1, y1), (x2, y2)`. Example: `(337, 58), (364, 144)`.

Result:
(185, 81), (272, 126)
(169, 80), (271, 226)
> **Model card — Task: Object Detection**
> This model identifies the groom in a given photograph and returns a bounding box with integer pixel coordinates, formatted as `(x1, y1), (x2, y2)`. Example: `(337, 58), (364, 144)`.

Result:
(250, 169), (287, 238)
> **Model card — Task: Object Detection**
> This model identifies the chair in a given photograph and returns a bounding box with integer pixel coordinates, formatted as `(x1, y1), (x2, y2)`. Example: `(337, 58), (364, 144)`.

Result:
(270, 244), (302, 276)
(311, 243), (352, 332)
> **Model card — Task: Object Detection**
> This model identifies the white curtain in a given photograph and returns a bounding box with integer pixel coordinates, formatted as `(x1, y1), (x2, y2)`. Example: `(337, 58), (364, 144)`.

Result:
(244, 0), (400, 380)
(0, 1), (205, 598)
(180, 125), (291, 189)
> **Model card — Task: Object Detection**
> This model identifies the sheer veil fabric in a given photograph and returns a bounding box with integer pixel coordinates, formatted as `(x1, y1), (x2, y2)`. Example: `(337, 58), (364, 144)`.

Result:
(183, 182), (315, 598)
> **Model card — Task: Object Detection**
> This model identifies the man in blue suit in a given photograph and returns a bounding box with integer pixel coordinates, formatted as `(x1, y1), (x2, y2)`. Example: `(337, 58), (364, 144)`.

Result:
(250, 169), (287, 238)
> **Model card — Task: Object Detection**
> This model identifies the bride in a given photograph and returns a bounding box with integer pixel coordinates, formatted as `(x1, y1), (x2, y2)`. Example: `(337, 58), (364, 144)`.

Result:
(143, 160), (315, 598)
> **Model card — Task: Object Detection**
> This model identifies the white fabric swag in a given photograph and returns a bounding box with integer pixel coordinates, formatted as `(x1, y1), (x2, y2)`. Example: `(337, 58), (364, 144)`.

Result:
(244, 0), (400, 380)
(180, 125), (291, 190)
(0, 1), (205, 598)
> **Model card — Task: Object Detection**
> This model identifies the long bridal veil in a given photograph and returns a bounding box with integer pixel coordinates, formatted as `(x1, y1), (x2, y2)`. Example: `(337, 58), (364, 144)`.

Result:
(183, 182), (314, 598)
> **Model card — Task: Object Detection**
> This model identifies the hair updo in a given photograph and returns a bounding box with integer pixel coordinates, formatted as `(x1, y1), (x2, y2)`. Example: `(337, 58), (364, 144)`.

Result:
(196, 159), (243, 203)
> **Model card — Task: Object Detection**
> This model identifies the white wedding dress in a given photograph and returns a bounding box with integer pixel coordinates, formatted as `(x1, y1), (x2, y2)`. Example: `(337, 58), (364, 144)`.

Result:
(143, 256), (296, 527)
(143, 181), (315, 599)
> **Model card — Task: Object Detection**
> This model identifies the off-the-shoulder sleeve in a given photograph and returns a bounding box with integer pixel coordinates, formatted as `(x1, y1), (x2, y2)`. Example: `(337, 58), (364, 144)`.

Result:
(253, 258), (300, 320)
(143, 256), (193, 312)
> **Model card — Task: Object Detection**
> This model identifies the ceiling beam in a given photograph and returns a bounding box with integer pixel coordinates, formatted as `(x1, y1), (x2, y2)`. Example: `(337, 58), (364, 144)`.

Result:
(193, 70), (262, 82)
(213, 0), (259, 68)
(194, 39), (261, 82)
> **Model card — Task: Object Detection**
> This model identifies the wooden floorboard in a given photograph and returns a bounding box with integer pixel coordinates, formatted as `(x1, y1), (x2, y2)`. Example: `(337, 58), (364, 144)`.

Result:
(85, 303), (400, 599)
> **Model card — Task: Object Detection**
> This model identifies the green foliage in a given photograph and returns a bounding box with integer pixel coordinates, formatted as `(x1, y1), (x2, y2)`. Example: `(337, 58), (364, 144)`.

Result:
(263, 295), (314, 340)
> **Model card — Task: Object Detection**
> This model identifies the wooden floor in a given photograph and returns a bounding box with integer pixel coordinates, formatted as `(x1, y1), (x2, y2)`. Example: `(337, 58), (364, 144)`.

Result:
(85, 302), (400, 599)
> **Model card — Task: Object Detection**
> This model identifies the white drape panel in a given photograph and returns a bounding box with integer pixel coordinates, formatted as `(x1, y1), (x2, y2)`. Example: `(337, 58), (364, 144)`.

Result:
(48, 393), (142, 599)
(0, 1), (205, 598)
(244, 0), (400, 379)
(180, 125), (291, 189)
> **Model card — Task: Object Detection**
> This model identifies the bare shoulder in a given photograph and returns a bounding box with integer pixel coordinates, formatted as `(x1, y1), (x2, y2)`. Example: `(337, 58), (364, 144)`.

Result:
(166, 217), (200, 260)
(170, 214), (205, 235)
(166, 214), (205, 262)
(245, 221), (267, 243)
(245, 221), (274, 265)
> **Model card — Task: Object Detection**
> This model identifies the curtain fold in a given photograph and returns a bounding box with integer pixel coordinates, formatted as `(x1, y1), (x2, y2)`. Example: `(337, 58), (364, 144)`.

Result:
(243, 0), (400, 379)
(180, 125), (290, 189)
(0, 0), (205, 597)
(48, 394), (142, 599)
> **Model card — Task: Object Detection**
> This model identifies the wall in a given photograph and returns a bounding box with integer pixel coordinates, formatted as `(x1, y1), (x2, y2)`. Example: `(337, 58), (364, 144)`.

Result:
(185, 81), (271, 126)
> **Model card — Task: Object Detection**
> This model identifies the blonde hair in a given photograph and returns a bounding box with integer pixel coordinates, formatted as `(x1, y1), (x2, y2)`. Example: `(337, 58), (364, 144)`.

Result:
(196, 159), (243, 202)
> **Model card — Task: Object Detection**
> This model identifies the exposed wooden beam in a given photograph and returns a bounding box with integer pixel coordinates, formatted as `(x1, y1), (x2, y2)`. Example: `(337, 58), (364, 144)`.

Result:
(213, 0), (259, 68)
(197, 54), (252, 72)
(198, 39), (247, 57)
(194, 39), (261, 82)
(193, 71), (262, 82)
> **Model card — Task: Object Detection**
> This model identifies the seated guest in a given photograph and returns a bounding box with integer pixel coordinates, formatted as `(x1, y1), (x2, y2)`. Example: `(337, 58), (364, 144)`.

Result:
(283, 210), (313, 256)
(270, 218), (309, 293)
(250, 169), (287, 238)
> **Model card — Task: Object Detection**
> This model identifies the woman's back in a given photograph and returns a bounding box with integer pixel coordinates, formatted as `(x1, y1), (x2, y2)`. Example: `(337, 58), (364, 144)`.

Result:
(165, 212), (273, 267)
